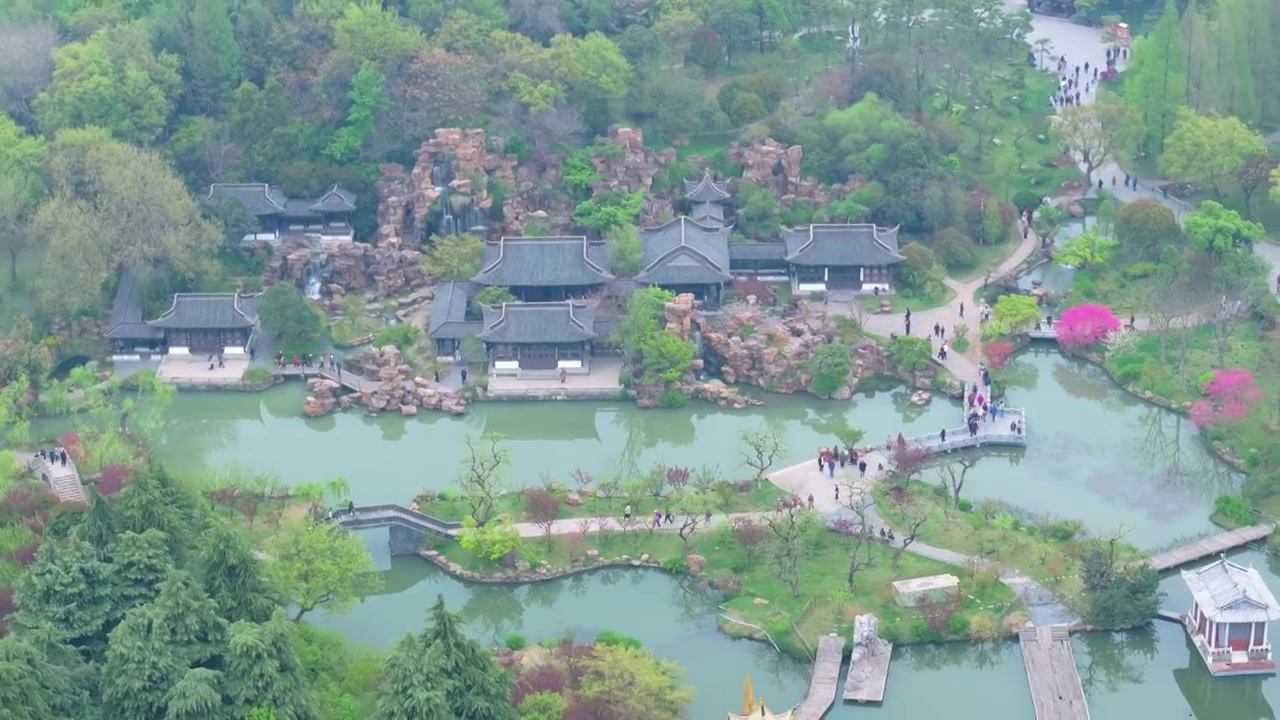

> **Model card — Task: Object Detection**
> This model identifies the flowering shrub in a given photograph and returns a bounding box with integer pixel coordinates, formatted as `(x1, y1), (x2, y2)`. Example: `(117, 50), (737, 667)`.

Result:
(1056, 304), (1121, 352)
(1190, 368), (1263, 428)
(983, 341), (1014, 369)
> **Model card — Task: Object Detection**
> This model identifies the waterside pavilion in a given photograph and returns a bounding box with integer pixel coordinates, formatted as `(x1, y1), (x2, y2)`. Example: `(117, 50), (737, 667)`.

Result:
(781, 223), (904, 294)
(1179, 557), (1280, 676)
(208, 183), (357, 243)
(477, 301), (596, 375)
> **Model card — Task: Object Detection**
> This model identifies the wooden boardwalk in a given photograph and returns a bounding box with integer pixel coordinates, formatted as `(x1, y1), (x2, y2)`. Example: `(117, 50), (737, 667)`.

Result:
(792, 635), (845, 720)
(17, 452), (87, 504)
(1149, 525), (1275, 571)
(1018, 626), (1090, 720)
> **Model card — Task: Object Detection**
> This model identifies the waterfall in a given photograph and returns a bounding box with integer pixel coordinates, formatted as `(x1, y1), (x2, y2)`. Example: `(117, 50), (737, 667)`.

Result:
(430, 162), (449, 189)
(440, 212), (458, 236)
(304, 257), (322, 300)
(464, 200), (486, 233)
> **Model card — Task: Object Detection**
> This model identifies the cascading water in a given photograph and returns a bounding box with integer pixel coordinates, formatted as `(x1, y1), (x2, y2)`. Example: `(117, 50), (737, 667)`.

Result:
(430, 162), (449, 189)
(303, 257), (322, 300)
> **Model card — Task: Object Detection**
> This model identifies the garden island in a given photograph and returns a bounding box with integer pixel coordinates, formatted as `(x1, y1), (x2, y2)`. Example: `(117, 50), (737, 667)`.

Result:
(2, 0), (1280, 717)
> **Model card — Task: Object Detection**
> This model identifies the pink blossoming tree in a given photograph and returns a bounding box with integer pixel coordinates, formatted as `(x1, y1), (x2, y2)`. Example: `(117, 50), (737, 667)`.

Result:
(1190, 368), (1263, 428)
(1056, 304), (1121, 352)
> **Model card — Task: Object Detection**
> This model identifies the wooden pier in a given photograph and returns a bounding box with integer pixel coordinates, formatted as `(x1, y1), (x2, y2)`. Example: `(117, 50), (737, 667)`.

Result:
(1149, 525), (1275, 571)
(792, 635), (845, 720)
(1018, 626), (1089, 720)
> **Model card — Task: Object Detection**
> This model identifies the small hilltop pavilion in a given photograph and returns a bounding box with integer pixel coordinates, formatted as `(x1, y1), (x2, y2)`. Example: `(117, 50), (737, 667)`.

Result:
(729, 676), (793, 720)
(1179, 557), (1280, 676)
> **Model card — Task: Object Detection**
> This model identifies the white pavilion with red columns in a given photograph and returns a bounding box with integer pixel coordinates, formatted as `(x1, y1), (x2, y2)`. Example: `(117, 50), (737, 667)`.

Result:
(1180, 557), (1280, 676)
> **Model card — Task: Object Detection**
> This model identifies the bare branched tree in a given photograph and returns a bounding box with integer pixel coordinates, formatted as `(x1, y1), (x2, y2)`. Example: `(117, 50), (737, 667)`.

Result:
(763, 505), (818, 597)
(836, 486), (878, 592)
(740, 426), (786, 480)
(937, 456), (979, 511)
(0, 21), (59, 128)
(892, 502), (931, 569)
(458, 433), (509, 525)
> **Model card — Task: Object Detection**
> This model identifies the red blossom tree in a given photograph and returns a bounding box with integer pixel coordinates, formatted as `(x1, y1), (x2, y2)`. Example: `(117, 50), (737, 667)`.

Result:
(731, 516), (767, 561)
(983, 341), (1014, 369)
(95, 464), (132, 494)
(1190, 368), (1264, 428)
(1056, 304), (1121, 352)
(510, 664), (568, 707)
(891, 441), (934, 487)
(522, 488), (562, 541)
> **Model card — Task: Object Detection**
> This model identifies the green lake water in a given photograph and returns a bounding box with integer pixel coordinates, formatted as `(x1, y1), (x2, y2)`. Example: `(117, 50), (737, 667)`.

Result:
(47, 349), (1269, 718)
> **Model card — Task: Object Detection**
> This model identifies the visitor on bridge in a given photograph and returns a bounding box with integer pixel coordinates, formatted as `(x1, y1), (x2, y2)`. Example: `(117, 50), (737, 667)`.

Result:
(834, 484), (839, 501)
(827, 457), (835, 477)
(940, 428), (946, 443)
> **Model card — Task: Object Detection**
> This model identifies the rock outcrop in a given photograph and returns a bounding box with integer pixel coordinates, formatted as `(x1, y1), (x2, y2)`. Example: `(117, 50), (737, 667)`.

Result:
(299, 346), (468, 417)
(260, 236), (428, 301)
(587, 126), (677, 224)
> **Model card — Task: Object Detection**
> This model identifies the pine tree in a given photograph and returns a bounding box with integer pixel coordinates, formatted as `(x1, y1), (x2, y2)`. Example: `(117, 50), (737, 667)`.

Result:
(222, 615), (320, 720)
(109, 528), (175, 611)
(1130, 0), (1187, 153)
(423, 595), (517, 720)
(186, 0), (245, 112)
(77, 493), (116, 549)
(0, 635), (94, 720)
(197, 524), (278, 624)
(101, 607), (188, 720)
(112, 464), (200, 561)
(1179, 0), (1210, 112)
(165, 668), (230, 720)
(13, 538), (117, 650)
(373, 634), (453, 720)
(150, 571), (228, 667)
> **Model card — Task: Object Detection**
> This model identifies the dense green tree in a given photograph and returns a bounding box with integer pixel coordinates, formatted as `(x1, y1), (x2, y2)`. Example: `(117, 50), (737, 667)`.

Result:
(605, 224), (644, 276)
(421, 233), (484, 279)
(111, 463), (196, 556)
(198, 524), (278, 624)
(109, 528), (174, 610)
(734, 180), (782, 237)
(325, 62), (389, 164)
(988, 294), (1041, 337)
(258, 284), (324, 344)
(374, 633), (453, 720)
(896, 241), (944, 295)
(1114, 199), (1182, 260)
(13, 537), (116, 649)
(421, 595), (517, 720)
(1183, 200), (1264, 255)
(150, 571), (228, 665)
(223, 615), (320, 720)
(101, 603), (192, 720)
(574, 189), (644, 233)
(37, 129), (220, 314)
(1126, 0), (1186, 153)
(186, 0), (244, 112)
(165, 668), (230, 720)
(1159, 110), (1265, 200)
(35, 22), (182, 145)
(471, 285), (517, 313)
(333, 3), (428, 69)
(806, 343), (852, 398)
(577, 643), (694, 720)
(1054, 229), (1118, 268)
(266, 521), (380, 623)
(0, 635), (94, 720)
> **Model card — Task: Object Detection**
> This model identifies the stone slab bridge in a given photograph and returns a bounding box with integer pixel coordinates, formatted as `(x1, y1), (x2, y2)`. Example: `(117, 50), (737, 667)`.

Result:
(1149, 525), (1276, 572)
(333, 505), (461, 554)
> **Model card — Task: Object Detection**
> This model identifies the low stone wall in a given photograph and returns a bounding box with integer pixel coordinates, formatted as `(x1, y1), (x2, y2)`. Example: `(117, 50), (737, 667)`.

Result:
(170, 377), (282, 392)
(482, 387), (628, 402)
(419, 548), (665, 583)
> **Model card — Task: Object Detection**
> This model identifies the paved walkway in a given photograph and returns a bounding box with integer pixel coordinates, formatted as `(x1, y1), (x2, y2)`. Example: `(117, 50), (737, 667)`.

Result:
(507, 510), (769, 538)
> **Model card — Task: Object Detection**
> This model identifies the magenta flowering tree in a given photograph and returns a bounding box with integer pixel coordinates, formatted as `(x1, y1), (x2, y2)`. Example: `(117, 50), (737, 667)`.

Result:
(1190, 368), (1263, 428)
(1056, 304), (1121, 352)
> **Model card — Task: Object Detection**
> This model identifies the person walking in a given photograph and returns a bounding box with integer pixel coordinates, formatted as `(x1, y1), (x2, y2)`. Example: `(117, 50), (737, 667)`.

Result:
(807, 493), (815, 509)
(959, 301), (965, 318)
(623, 504), (632, 521)
(940, 428), (947, 443)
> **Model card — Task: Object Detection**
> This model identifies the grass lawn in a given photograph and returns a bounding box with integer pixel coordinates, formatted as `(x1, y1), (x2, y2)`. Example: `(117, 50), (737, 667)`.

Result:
(416, 482), (789, 524)
(872, 480), (1147, 607)
(438, 519), (1023, 656)
(937, 61), (1081, 201)
(1104, 322), (1280, 479)
(948, 238), (1021, 283)
(860, 285), (956, 314)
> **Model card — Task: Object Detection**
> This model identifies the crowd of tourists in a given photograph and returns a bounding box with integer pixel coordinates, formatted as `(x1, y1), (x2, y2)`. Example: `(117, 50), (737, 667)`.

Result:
(37, 447), (70, 467)
(276, 352), (342, 376)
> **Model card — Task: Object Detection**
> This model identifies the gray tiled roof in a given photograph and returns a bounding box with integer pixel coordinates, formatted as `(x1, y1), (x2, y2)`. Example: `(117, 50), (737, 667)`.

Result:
(636, 217), (731, 286)
(1182, 559), (1280, 624)
(283, 199), (320, 219)
(473, 236), (613, 287)
(309, 185), (357, 213)
(691, 202), (725, 226)
(147, 293), (259, 330)
(207, 183), (286, 216)
(428, 281), (483, 340)
(105, 268), (163, 340)
(728, 242), (788, 262)
(782, 224), (904, 267)
(684, 170), (730, 203)
(478, 302), (597, 344)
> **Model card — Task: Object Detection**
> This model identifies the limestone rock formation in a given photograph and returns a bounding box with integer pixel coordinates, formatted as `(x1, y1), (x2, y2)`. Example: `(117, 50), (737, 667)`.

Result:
(587, 126), (677, 224)
(321, 345), (469, 416)
(302, 378), (340, 417)
(260, 236), (428, 301)
(731, 137), (810, 200)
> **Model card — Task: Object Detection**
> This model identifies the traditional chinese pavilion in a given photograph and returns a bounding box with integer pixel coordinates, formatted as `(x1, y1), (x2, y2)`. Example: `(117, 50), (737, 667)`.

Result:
(1179, 557), (1280, 676)
(729, 675), (793, 720)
